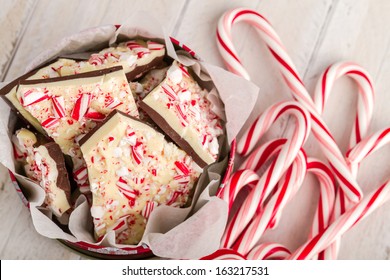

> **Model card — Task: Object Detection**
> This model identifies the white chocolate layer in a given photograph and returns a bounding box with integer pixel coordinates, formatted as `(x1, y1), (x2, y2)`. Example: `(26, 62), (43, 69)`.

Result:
(81, 111), (201, 245)
(12, 129), (70, 217)
(5, 39), (164, 135)
(12, 128), (40, 180)
(34, 145), (71, 217)
(16, 67), (138, 161)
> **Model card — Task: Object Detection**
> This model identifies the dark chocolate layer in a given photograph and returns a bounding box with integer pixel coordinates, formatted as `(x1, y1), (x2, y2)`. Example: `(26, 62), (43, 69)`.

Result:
(139, 101), (208, 168)
(19, 66), (124, 85)
(125, 55), (165, 81)
(43, 142), (72, 203)
(0, 69), (46, 133)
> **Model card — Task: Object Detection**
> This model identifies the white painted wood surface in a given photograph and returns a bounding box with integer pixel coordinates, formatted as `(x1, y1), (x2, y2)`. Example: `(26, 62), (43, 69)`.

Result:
(0, 0), (389, 259)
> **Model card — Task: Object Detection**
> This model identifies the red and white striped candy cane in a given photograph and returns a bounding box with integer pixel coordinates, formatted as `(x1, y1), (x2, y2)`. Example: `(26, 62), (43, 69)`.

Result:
(217, 8), (375, 203)
(221, 101), (311, 248)
(247, 243), (291, 260)
(313, 62), (374, 153)
(346, 128), (390, 167)
(216, 169), (259, 215)
(238, 138), (289, 172)
(231, 155), (338, 258)
(306, 158), (337, 260)
(218, 138), (301, 220)
(218, 138), (296, 214)
(312, 62), (375, 258)
(214, 155), (336, 259)
(288, 179), (390, 260)
(288, 129), (390, 260)
(231, 149), (307, 255)
(200, 248), (246, 260)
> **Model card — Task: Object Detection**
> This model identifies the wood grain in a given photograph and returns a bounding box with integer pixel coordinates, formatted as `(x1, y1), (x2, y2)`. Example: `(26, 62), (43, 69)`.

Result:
(0, 0), (36, 81)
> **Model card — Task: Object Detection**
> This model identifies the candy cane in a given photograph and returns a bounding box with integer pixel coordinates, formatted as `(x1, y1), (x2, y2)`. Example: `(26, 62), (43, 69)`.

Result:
(221, 101), (311, 248)
(238, 138), (289, 172)
(214, 154), (336, 259)
(200, 249), (246, 260)
(218, 138), (302, 214)
(247, 243), (291, 260)
(346, 128), (390, 166)
(288, 179), (390, 260)
(313, 62), (374, 152)
(216, 169), (259, 214)
(217, 8), (374, 203)
(288, 128), (390, 260)
(306, 158), (337, 259)
(231, 150), (307, 254)
(312, 62), (375, 258)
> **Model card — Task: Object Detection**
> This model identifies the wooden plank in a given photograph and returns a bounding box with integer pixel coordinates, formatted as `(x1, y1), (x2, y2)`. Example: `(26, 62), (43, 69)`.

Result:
(0, 0), (36, 81)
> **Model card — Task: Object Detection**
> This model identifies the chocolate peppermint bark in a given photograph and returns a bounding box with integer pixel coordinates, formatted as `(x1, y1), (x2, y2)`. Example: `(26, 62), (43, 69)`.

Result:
(80, 110), (201, 245)
(12, 129), (71, 217)
(12, 128), (42, 181)
(0, 39), (165, 134)
(140, 61), (224, 168)
(29, 39), (165, 81)
(34, 142), (72, 217)
(15, 66), (139, 191)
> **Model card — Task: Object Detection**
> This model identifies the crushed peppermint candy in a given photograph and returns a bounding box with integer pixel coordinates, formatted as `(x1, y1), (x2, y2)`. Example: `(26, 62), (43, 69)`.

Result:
(16, 66), (139, 193)
(140, 60), (224, 167)
(80, 111), (201, 245)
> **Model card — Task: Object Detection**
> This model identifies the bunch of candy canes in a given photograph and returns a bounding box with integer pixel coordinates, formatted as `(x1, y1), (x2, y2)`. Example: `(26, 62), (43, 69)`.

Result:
(202, 8), (390, 260)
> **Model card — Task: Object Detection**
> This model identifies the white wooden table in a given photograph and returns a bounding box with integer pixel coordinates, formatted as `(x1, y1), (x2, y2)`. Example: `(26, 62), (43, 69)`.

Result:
(1, 0), (390, 260)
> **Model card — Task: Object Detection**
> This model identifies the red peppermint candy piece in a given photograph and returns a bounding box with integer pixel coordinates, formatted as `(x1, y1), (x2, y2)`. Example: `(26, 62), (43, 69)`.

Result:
(42, 117), (60, 129)
(173, 174), (190, 185)
(112, 219), (127, 231)
(131, 141), (144, 165)
(167, 191), (183, 206)
(21, 89), (49, 107)
(162, 84), (177, 101)
(106, 99), (123, 110)
(73, 166), (88, 181)
(89, 54), (104, 65)
(71, 93), (91, 121)
(189, 105), (201, 121)
(85, 109), (106, 121)
(179, 64), (190, 77)
(12, 143), (25, 160)
(141, 201), (158, 219)
(51, 96), (66, 118)
(147, 41), (165, 51)
(116, 177), (138, 206)
(175, 103), (189, 127)
(126, 130), (137, 146)
(126, 41), (151, 58)
(174, 161), (190, 176)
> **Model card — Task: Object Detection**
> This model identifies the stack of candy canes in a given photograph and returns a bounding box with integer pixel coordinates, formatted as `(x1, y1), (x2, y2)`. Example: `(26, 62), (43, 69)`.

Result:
(201, 8), (390, 260)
